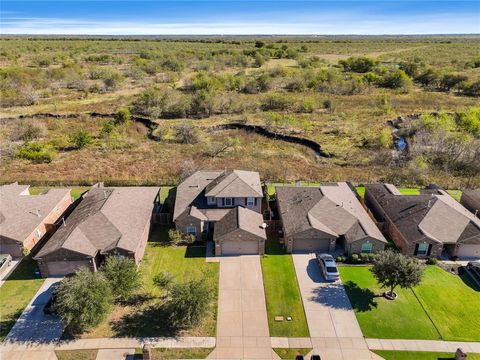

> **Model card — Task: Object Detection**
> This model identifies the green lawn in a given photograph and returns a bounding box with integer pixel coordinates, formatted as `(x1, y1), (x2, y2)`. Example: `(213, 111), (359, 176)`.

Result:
(0, 256), (45, 340)
(55, 350), (98, 360)
(373, 351), (480, 360)
(29, 186), (90, 200)
(340, 266), (480, 341)
(261, 238), (309, 337)
(355, 186), (462, 201)
(265, 181), (321, 197)
(273, 348), (312, 359)
(148, 347), (214, 359)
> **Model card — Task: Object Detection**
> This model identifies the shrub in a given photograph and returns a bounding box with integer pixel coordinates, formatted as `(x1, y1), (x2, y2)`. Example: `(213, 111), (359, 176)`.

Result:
(154, 271), (175, 289)
(456, 107), (480, 136)
(54, 268), (112, 334)
(16, 142), (56, 163)
(71, 129), (92, 149)
(359, 253), (369, 263)
(261, 93), (295, 111)
(340, 57), (378, 73)
(426, 257), (438, 265)
(168, 229), (195, 245)
(336, 256), (344, 263)
(350, 254), (359, 264)
(101, 256), (140, 302)
(380, 69), (411, 91)
(378, 128), (393, 149)
(174, 124), (199, 145)
(10, 122), (47, 142)
(439, 73), (469, 91)
(114, 107), (131, 126)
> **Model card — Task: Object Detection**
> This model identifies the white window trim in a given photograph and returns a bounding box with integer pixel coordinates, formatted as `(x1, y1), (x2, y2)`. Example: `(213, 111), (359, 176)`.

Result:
(186, 226), (197, 236)
(247, 197), (255, 206)
(417, 243), (429, 256)
(224, 197), (233, 207)
(207, 197), (216, 205)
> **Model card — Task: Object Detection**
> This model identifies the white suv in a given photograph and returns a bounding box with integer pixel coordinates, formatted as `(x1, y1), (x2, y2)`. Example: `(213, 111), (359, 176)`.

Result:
(316, 253), (339, 281)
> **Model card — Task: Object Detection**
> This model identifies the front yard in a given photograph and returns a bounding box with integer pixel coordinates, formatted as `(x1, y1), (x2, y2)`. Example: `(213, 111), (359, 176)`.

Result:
(261, 238), (309, 337)
(373, 351), (480, 360)
(340, 265), (480, 341)
(0, 256), (45, 341)
(77, 225), (219, 338)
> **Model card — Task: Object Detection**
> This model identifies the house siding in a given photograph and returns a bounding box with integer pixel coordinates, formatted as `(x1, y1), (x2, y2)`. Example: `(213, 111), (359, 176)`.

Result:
(347, 236), (386, 256)
(461, 192), (480, 218)
(215, 197), (262, 213)
(175, 214), (204, 241)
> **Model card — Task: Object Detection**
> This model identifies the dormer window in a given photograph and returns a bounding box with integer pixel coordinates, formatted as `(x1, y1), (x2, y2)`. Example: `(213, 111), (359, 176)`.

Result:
(224, 197), (233, 207)
(207, 197), (216, 205)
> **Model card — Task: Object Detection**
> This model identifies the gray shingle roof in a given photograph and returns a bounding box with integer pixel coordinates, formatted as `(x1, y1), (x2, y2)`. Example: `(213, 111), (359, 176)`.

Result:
(276, 183), (386, 243)
(214, 206), (267, 240)
(0, 183), (70, 244)
(173, 170), (262, 221)
(366, 184), (480, 245)
(35, 186), (159, 258)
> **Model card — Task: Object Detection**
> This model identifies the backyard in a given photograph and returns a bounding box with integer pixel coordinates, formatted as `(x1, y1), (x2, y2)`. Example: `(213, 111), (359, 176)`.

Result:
(260, 237), (309, 337)
(77, 225), (219, 338)
(340, 265), (480, 341)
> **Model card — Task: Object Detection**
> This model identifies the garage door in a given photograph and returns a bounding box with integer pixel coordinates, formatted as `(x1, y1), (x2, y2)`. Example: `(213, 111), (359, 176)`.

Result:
(46, 261), (90, 276)
(221, 239), (259, 255)
(457, 244), (480, 258)
(293, 238), (330, 253)
(0, 243), (22, 258)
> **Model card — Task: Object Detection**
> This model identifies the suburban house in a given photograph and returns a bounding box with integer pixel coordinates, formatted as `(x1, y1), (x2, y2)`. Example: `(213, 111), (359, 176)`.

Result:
(365, 184), (480, 258)
(173, 170), (266, 255)
(275, 182), (387, 254)
(461, 189), (480, 218)
(34, 185), (160, 277)
(0, 183), (72, 258)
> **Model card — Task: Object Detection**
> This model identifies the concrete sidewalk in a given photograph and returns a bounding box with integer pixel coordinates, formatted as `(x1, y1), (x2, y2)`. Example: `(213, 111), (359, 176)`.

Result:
(366, 338), (480, 353)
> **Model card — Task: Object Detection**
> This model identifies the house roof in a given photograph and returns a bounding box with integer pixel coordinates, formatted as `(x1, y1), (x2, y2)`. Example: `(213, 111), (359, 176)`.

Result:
(0, 183), (70, 244)
(366, 184), (480, 245)
(276, 183), (386, 244)
(463, 189), (480, 207)
(214, 206), (267, 240)
(173, 170), (262, 221)
(35, 186), (159, 258)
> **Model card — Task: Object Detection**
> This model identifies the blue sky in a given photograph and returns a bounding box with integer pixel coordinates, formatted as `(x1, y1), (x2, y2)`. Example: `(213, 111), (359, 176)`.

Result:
(1, 1), (479, 35)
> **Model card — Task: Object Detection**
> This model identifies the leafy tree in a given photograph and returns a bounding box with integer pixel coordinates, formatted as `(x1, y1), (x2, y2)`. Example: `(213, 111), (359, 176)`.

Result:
(54, 268), (112, 334)
(101, 256), (140, 302)
(163, 278), (212, 329)
(370, 250), (424, 298)
(339, 57), (378, 73)
(114, 107), (131, 126)
(71, 129), (92, 149)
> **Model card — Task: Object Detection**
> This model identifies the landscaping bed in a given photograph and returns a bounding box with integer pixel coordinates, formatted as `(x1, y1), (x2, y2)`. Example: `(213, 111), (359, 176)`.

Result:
(261, 238), (309, 337)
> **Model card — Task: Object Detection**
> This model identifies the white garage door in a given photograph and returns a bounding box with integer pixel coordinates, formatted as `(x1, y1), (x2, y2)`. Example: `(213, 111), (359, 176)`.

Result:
(0, 243), (22, 258)
(457, 244), (480, 258)
(47, 261), (90, 276)
(221, 239), (259, 255)
(293, 238), (330, 253)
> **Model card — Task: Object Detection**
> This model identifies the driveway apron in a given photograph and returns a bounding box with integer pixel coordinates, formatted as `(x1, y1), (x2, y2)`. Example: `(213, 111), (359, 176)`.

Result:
(211, 255), (278, 360)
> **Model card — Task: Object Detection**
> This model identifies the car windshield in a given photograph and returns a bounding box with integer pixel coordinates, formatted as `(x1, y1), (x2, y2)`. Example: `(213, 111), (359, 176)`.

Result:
(326, 266), (338, 273)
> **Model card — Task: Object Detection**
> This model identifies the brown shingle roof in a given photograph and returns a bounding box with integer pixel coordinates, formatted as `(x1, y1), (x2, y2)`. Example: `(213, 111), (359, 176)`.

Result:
(35, 186), (159, 258)
(214, 206), (266, 240)
(0, 183), (70, 244)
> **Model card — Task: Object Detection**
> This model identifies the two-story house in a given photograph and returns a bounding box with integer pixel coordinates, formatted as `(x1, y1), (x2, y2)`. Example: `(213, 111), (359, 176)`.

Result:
(173, 170), (267, 255)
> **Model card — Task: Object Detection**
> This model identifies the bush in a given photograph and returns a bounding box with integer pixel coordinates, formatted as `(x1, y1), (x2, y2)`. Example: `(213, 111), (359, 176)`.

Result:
(10, 122), (47, 142)
(16, 142), (56, 163)
(174, 124), (199, 145)
(54, 268), (112, 334)
(350, 254), (359, 264)
(340, 57), (378, 73)
(336, 256), (344, 263)
(380, 69), (411, 91)
(101, 256), (140, 302)
(114, 107), (131, 126)
(426, 257), (438, 265)
(71, 129), (92, 149)
(359, 253), (369, 263)
(154, 271), (175, 289)
(261, 93), (295, 111)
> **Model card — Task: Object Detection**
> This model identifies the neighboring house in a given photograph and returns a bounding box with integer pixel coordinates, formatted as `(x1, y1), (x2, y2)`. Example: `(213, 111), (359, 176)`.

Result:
(34, 185), (159, 277)
(365, 184), (480, 259)
(276, 182), (387, 255)
(173, 170), (266, 255)
(461, 189), (480, 218)
(0, 183), (72, 258)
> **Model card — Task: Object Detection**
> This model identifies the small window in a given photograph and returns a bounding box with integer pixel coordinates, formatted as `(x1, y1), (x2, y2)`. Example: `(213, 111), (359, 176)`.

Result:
(186, 226), (197, 236)
(361, 242), (372, 253)
(247, 197), (255, 206)
(207, 197), (216, 205)
(416, 243), (429, 256)
(224, 198), (233, 207)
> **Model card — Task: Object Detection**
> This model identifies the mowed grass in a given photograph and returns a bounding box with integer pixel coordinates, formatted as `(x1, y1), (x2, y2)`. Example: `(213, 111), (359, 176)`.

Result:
(339, 266), (441, 340)
(340, 266), (480, 341)
(149, 347), (214, 359)
(355, 186), (462, 201)
(273, 348), (313, 359)
(0, 256), (45, 341)
(29, 186), (90, 201)
(55, 350), (98, 360)
(373, 351), (480, 360)
(261, 238), (309, 337)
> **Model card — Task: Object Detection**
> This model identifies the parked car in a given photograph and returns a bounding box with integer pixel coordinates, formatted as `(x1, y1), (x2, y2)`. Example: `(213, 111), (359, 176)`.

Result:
(467, 261), (480, 269)
(295, 355), (304, 360)
(310, 355), (321, 360)
(316, 253), (340, 281)
(0, 254), (12, 275)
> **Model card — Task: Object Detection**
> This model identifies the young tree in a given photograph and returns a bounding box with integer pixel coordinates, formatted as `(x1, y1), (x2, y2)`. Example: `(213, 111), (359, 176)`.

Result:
(370, 250), (424, 299)
(114, 107), (131, 126)
(101, 256), (140, 302)
(71, 129), (92, 149)
(54, 268), (112, 334)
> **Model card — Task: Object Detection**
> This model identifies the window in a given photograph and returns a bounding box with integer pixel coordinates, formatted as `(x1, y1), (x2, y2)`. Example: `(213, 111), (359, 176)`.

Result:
(186, 226), (197, 236)
(207, 197), (216, 205)
(361, 242), (372, 253)
(224, 198), (233, 207)
(247, 197), (255, 206)
(416, 243), (429, 256)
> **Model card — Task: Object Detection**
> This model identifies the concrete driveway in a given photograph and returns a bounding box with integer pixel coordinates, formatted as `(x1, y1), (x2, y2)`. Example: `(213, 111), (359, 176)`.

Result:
(292, 253), (374, 360)
(210, 255), (278, 360)
(5, 277), (64, 344)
